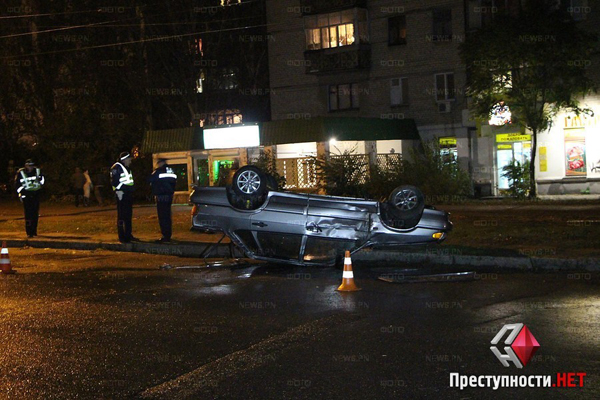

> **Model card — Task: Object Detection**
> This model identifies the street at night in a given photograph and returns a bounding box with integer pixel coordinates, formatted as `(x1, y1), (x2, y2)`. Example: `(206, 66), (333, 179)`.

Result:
(2, 0), (599, 399)
(0, 248), (597, 399)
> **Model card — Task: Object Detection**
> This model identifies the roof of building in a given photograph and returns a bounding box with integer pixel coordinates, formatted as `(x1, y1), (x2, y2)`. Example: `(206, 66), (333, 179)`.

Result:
(141, 127), (203, 154)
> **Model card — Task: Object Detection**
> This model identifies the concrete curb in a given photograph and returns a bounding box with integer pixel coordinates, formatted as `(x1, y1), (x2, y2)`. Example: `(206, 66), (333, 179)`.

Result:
(352, 250), (600, 272)
(3, 239), (599, 272)
(3, 239), (232, 258)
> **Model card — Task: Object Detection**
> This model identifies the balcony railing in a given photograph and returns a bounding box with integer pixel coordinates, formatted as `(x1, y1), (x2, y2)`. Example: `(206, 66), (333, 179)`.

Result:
(304, 44), (370, 74)
(300, 0), (367, 15)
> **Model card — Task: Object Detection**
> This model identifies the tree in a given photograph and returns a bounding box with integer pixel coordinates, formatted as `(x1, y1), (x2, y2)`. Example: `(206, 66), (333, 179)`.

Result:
(460, 0), (598, 197)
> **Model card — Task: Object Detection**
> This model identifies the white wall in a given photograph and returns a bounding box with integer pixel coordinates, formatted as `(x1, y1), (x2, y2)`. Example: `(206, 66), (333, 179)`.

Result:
(376, 140), (402, 154)
(328, 140), (366, 155)
(276, 142), (318, 159)
(536, 96), (600, 180)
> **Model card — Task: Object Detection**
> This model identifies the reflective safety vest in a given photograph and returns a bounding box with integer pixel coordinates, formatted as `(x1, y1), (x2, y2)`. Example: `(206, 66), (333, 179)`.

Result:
(18, 168), (44, 192)
(113, 162), (134, 190)
(159, 167), (177, 180)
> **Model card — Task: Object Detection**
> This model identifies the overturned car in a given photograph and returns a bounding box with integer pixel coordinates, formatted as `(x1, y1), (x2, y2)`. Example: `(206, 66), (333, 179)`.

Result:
(191, 166), (452, 266)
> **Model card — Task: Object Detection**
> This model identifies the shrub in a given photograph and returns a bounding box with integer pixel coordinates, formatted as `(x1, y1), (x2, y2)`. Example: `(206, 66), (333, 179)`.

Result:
(314, 149), (369, 197)
(501, 159), (530, 198)
(315, 141), (472, 203)
(253, 149), (286, 190)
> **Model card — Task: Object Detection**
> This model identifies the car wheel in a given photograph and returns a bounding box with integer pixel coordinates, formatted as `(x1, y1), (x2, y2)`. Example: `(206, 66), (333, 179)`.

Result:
(386, 185), (425, 228)
(232, 166), (267, 197)
(226, 185), (266, 210)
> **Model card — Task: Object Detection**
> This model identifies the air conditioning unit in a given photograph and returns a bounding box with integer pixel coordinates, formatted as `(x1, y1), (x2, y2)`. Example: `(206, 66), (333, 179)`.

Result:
(438, 101), (452, 113)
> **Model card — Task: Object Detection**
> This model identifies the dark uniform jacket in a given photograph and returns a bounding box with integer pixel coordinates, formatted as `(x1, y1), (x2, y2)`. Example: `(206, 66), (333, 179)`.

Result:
(148, 165), (177, 196)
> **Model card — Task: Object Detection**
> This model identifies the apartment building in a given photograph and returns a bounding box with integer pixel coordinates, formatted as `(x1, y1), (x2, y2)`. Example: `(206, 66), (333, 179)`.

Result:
(265, 0), (600, 196)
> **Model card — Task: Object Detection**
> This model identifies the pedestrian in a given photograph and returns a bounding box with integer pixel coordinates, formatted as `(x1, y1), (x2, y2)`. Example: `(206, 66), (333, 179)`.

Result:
(14, 159), (45, 238)
(71, 167), (85, 207)
(83, 168), (93, 207)
(110, 152), (138, 243)
(148, 158), (177, 243)
(93, 170), (107, 206)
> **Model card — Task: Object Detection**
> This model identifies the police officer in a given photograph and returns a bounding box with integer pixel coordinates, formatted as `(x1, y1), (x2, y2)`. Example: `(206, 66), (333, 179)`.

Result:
(110, 152), (138, 243)
(15, 159), (45, 238)
(148, 158), (177, 243)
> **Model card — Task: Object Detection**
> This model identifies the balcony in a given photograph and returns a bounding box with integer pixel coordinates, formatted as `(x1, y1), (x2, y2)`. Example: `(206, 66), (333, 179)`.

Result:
(304, 44), (371, 75)
(300, 0), (367, 15)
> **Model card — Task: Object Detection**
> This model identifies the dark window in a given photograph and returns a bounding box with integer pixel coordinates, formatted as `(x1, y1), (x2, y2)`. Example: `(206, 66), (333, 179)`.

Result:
(435, 73), (455, 101)
(169, 164), (188, 192)
(388, 15), (407, 45)
(303, 237), (356, 262)
(564, 0), (589, 21)
(432, 9), (452, 42)
(234, 230), (259, 253)
(256, 232), (302, 260)
(390, 78), (409, 106)
(329, 83), (360, 111)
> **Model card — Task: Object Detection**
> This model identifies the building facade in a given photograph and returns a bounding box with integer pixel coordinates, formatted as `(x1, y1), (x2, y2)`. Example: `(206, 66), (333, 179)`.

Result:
(265, 0), (599, 196)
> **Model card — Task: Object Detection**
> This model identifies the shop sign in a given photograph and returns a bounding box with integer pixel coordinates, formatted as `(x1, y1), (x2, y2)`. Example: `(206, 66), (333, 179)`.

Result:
(203, 125), (260, 150)
(564, 114), (599, 129)
(539, 147), (547, 172)
(439, 137), (457, 146)
(496, 133), (531, 143)
(497, 144), (512, 150)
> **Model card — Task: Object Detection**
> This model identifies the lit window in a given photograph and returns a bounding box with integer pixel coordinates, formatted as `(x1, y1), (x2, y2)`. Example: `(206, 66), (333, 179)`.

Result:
(305, 9), (363, 50)
(206, 109), (243, 126)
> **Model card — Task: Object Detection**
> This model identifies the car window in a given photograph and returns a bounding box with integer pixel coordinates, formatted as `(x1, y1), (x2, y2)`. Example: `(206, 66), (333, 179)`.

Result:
(234, 230), (259, 253)
(303, 237), (356, 262)
(256, 232), (302, 260)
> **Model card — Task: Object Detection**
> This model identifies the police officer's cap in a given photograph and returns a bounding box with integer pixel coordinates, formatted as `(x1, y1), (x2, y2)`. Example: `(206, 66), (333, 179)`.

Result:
(119, 152), (132, 161)
(25, 159), (35, 166)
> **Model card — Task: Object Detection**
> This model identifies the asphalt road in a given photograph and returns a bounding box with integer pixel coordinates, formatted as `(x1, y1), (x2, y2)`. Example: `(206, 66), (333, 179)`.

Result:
(0, 249), (598, 399)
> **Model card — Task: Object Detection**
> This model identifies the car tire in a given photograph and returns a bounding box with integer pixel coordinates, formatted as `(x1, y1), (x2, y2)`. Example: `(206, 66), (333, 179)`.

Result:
(226, 185), (266, 210)
(386, 185), (425, 228)
(232, 166), (267, 198)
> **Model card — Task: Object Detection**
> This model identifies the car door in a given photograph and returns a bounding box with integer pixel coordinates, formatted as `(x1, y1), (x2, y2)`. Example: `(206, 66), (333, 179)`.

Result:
(250, 192), (308, 262)
(302, 196), (372, 264)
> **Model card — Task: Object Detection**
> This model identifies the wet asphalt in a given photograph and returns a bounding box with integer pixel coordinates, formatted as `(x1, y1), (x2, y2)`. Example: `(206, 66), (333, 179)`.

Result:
(0, 255), (598, 400)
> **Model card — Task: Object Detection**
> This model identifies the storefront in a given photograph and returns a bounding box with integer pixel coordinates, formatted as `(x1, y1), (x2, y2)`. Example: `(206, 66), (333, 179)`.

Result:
(536, 97), (600, 195)
(142, 117), (420, 196)
(495, 132), (531, 191)
(474, 96), (600, 196)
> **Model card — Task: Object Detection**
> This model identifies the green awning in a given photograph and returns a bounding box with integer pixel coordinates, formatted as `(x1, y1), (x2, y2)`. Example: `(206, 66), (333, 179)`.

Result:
(261, 117), (419, 145)
(141, 127), (203, 154)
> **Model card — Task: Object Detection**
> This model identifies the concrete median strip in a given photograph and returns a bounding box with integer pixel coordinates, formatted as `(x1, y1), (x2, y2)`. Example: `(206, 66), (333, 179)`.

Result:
(1, 238), (598, 272)
(2, 238), (232, 259)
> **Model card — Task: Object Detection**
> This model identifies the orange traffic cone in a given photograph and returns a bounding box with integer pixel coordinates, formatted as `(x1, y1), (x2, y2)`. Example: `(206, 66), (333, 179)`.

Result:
(1, 241), (15, 274)
(337, 250), (360, 292)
